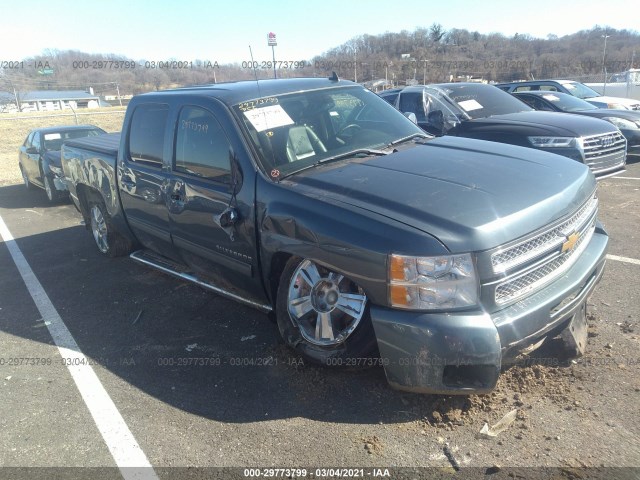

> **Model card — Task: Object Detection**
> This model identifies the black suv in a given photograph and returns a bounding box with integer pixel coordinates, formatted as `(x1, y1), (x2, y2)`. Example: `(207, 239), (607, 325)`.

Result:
(381, 83), (627, 179)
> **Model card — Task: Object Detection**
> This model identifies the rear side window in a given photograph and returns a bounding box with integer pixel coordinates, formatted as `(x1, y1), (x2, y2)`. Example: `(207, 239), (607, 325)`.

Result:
(128, 103), (169, 165)
(174, 106), (231, 181)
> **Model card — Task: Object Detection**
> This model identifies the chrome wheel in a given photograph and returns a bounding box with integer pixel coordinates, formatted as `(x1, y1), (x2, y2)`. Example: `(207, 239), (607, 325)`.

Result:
(287, 259), (367, 346)
(44, 176), (54, 202)
(90, 204), (109, 254)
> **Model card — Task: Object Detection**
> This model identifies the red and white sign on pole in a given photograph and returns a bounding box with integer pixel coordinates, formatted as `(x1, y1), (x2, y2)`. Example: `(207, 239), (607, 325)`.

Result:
(268, 32), (277, 46)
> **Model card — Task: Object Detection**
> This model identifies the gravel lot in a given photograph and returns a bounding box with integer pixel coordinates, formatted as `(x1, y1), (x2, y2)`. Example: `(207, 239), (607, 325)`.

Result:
(0, 112), (638, 479)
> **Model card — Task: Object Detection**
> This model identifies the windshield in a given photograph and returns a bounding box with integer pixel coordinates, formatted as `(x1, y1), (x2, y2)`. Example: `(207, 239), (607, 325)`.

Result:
(561, 81), (601, 99)
(232, 86), (424, 178)
(435, 83), (533, 119)
(536, 92), (598, 112)
(42, 128), (105, 151)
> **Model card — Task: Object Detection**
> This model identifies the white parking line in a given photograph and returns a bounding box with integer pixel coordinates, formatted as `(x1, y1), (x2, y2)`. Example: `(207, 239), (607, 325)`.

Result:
(607, 254), (640, 266)
(0, 214), (158, 480)
(610, 177), (640, 180)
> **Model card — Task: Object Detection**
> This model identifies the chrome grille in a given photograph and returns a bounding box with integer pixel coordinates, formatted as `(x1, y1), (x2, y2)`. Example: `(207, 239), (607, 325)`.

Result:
(491, 195), (598, 274)
(581, 132), (626, 175)
(495, 221), (595, 304)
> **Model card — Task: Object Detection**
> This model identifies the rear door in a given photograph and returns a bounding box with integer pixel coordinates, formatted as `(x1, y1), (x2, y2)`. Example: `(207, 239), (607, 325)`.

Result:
(166, 102), (264, 303)
(118, 102), (176, 259)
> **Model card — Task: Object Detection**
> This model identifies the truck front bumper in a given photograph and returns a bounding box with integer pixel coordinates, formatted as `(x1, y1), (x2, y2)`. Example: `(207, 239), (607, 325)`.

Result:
(370, 225), (608, 394)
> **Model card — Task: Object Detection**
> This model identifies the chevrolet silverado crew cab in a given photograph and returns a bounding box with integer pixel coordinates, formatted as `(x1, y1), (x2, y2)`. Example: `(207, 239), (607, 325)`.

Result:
(62, 77), (608, 394)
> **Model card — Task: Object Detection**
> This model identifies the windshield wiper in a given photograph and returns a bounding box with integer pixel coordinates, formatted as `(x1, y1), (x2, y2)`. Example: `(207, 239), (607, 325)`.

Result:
(278, 149), (389, 181)
(388, 133), (430, 147)
(318, 148), (390, 164)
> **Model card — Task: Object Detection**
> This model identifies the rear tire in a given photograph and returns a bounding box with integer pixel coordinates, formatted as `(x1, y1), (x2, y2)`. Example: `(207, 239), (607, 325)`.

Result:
(276, 257), (378, 366)
(89, 201), (132, 257)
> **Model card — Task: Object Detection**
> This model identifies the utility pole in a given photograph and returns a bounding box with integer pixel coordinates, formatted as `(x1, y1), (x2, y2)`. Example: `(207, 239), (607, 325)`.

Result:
(13, 86), (20, 111)
(115, 83), (122, 107)
(602, 31), (611, 95)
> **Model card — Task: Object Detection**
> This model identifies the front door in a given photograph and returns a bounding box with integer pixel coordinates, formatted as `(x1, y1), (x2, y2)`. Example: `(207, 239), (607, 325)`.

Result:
(166, 103), (263, 303)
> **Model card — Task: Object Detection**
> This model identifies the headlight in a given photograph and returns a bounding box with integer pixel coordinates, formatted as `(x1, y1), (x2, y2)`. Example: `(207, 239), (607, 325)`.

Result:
(528, 136), (576, 148)
(607, 103), (629, 110)
(48, 164), (63, 176)
(389, 253), (478, 310)
(602, 116), (640, 129)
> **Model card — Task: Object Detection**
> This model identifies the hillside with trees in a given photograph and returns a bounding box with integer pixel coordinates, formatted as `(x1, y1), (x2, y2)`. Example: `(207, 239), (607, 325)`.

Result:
(1, 25), (638, 103)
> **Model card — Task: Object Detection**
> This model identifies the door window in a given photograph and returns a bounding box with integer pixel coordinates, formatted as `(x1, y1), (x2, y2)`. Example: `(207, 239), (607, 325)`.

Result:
(174, 106), (231, 182)
(31, 132), (41, 151)
(128, 103), (169, 166)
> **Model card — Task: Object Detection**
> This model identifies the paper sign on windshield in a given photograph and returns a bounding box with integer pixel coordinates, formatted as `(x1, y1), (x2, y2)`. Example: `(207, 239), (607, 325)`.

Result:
(458, 99), (483, 112)
(244, 105), (294, 132)
(44, 133), (62, 140)
(542, 94), (560, 101)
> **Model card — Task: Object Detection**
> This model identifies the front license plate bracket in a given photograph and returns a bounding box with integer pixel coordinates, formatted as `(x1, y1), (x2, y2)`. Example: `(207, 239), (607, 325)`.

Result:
(560, 301), (588, 357)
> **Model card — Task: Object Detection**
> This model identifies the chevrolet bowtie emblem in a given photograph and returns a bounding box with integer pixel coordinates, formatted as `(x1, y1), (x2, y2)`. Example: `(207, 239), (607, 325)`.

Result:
(562, 232), (580, 252)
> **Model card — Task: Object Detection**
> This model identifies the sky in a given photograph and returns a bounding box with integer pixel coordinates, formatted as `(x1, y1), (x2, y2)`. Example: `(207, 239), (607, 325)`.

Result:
(1, 0), (639, 64)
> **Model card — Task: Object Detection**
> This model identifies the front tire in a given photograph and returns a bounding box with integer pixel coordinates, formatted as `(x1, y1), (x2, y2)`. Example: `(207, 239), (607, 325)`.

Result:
(89, 201), (132, 257)
(44, 176), (63, 203)
(276, 257), (378, 366)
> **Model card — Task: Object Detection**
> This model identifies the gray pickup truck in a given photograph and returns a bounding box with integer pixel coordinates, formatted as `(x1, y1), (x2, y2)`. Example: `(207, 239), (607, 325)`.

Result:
(61, 77), (608, 394)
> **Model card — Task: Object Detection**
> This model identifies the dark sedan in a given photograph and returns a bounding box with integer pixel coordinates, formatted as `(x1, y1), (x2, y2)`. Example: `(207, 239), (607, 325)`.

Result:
(18, 125), (106, 202)
(512, 90), (640, 149)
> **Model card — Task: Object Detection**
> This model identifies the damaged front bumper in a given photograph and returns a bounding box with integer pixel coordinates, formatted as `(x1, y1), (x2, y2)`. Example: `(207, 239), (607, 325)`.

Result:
(370, 225), (608, 394)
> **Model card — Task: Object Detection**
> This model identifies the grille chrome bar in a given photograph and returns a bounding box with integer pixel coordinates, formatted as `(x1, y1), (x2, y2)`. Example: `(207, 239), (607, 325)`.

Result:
(491, 195), (598, 274)
(581, 132), (626, 175)
(495, 221), (595, 305)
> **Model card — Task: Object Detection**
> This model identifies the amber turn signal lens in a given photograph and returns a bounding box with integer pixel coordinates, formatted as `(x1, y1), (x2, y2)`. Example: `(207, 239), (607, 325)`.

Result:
(390, 255), (406, 281)
(390, 285), (409, 306)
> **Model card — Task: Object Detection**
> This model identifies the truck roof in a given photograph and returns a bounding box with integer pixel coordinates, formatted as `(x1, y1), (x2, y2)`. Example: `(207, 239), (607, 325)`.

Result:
(136, 77), (358, 106)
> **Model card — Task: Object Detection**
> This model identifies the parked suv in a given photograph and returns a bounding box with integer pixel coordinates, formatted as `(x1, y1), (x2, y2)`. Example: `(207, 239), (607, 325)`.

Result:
(382, 83), (627, 179)
(495, 80), (640, 110)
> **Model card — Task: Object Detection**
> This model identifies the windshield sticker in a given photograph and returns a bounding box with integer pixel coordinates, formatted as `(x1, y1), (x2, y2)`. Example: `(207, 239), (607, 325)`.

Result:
(243, 104), (294, 132)
(457, 99), (483, 112)
(542, 94), (560, 101)
(44, 133), (62, 140)
(237, 97), (278, 112)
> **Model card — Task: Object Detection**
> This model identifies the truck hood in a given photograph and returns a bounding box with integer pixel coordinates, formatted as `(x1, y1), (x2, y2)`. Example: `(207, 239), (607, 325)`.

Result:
(290, 136), (596, 253)
(468, 111), (619, 136)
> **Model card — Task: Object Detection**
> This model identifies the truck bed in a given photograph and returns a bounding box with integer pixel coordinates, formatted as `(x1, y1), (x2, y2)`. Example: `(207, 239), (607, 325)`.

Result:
(64, 132), (121, 156)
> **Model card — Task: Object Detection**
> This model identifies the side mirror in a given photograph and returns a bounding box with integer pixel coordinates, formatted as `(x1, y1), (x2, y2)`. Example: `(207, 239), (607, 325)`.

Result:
(427, 110), (446, 136)
(403, 112), (418, 124)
